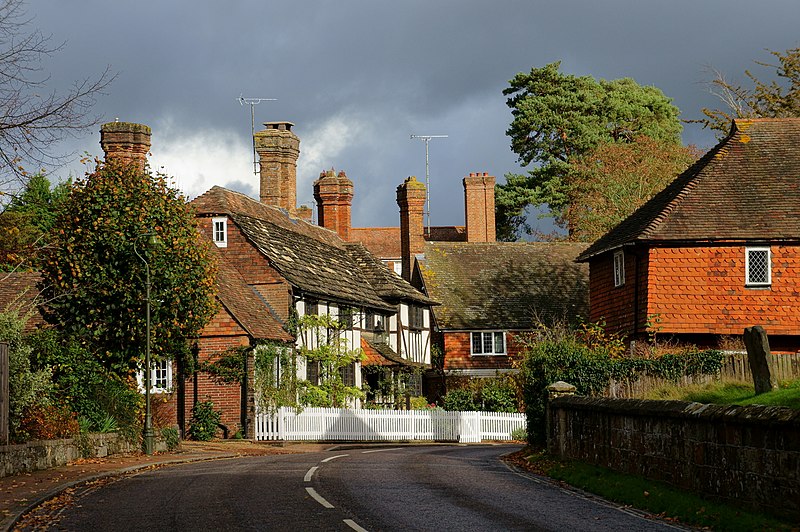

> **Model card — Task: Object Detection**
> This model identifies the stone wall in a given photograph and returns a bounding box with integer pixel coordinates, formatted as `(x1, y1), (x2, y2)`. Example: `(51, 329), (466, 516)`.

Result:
(0, 433), (167, 478)
(548, 395), (800, 519)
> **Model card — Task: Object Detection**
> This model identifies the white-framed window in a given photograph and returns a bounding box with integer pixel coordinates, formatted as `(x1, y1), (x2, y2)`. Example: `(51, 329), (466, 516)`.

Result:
(137, 359), (173, 393)
(471, 331), (506, 356)
(746, 247), (771, 287)
(613, 250), (625, 287)
(212, 216), (228, 248)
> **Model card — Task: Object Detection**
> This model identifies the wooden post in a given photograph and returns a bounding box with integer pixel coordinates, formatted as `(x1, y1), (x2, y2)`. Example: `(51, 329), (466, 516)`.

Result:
(0, 342), (8, 445)
(743, 326), (778, 394)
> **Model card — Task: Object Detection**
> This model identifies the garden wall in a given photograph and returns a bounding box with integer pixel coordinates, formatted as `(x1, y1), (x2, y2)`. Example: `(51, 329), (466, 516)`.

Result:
(0, 433), (167, 478)
(548, 395), (800, 519)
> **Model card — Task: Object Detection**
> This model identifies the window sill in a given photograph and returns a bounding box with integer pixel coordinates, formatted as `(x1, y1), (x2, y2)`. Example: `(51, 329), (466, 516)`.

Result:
(470, 353), (508, 357)
(745, 284), (771, 289)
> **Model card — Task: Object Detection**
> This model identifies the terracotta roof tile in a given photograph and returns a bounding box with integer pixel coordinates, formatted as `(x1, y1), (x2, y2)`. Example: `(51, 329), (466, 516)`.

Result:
(213, 248), (293, 342)
(578, 118), (800, 261)
(350, 226), (466, 259)
(361, 336), (428, 368)
(419, 242), (589, 330)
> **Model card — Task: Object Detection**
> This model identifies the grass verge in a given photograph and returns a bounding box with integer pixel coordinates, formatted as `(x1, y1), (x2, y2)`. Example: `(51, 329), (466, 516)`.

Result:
(506, 448), (798, 531)
(645, 379), (800, 409)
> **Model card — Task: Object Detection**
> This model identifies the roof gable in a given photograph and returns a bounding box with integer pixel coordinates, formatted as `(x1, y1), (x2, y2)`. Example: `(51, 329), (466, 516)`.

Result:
(579, 118), (800, 261)
(419, 242), (588, 330)
(192, 187), (394, 311)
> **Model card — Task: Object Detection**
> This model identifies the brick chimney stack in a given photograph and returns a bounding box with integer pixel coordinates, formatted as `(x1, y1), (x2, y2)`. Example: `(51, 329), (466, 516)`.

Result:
(254, 122), (300, 213)
(313, 168), (353, 240)
(463, 172), (496, 242)
(100, 121), (151, 171)
(397, 176), (426, 281)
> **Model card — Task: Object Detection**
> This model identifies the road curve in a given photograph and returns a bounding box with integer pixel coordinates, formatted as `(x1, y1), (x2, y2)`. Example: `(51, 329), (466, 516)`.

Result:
(28, 444), (681, 531)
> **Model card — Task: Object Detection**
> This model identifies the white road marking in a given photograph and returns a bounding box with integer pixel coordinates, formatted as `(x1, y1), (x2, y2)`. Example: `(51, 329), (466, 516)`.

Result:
(361, 448), (402, 454)
(344, 519), (369, 531)
(304, 466), (318, 482)
(321, 454), (349, 463)
(305, 487), (334, 508)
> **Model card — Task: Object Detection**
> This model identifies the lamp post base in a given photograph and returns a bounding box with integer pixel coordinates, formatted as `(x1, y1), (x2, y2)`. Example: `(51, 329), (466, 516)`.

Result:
(143, 427), (155, 455)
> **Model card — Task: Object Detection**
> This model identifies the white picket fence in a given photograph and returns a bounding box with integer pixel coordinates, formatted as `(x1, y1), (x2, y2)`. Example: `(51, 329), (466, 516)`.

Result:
(255, 407), (526, 443)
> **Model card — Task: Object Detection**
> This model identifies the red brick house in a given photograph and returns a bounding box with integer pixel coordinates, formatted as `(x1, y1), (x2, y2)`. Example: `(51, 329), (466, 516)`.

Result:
(576, 118), (800, 353)
(416, 242), (588, 393)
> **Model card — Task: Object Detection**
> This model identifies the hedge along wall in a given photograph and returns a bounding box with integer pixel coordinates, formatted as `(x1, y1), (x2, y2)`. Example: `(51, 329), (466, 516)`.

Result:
(548, 396), (800, 519)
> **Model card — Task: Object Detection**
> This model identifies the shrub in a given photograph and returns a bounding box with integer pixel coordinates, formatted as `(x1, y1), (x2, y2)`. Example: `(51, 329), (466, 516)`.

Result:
(187, 401), (221, 441)
(20, 402), (80, 440)
(160, 427), (180, 451)
(520, 323), (723, 444)
(442, 388), (476, 411)
(510, 427), (528, 441)
(0, 310), (55, 441)
(478, 377), (518, 413)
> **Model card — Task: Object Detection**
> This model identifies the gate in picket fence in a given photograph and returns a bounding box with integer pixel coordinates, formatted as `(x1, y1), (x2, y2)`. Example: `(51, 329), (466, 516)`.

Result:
(255, 407), (526, 443)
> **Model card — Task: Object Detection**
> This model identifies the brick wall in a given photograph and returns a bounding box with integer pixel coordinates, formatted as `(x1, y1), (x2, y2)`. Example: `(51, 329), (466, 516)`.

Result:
(549, 395), (800, 520)
(186, 305), (253, 438)
(198, 217), (284, 285)
(442, 331), (523, 371)
(588, 249), (648, 337)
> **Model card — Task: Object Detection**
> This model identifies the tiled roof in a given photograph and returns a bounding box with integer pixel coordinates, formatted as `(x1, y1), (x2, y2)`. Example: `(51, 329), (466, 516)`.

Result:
(344, 243), (437, 305)
(361, 337), (428, 368)
(419, 242), (589, 330)
(578, 118), (800, 261)
(0, 272), (46, 331)
(213, 249), (293, 342)
(192, 187), (394, 312)
(350, 226), (466, 259)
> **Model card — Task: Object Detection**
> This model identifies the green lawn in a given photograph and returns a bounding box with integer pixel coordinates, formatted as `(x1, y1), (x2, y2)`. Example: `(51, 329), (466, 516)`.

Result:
(647, 379), (800, 409)
(685, 379), (800, 408)
(520, 449), (797, 531)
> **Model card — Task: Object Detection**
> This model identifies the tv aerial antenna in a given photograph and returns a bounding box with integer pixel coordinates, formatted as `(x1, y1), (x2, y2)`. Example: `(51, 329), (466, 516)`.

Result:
(410, 134), (448, 236)
(238, 95), (277, 175)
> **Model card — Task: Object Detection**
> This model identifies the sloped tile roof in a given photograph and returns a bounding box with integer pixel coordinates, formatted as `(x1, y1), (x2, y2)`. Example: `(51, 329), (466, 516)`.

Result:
(192, 187), (394, 312)
(0, 271), (45, 331)
(361, 337), (428, 368)
(344, 242), (437, 305)
(213, 249), (293, 342)
(419, 242), (589, 330)
(350, 226), (466, 259)
(578, 118), (800, 261)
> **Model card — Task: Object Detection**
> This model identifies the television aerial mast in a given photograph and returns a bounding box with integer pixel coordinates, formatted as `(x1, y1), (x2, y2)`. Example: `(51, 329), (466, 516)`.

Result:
(410, 134), (448, 236)
(238, 95), (277, 175)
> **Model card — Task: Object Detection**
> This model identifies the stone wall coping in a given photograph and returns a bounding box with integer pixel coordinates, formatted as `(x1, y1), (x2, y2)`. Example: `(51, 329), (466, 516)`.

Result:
(551, 395), (800, 426)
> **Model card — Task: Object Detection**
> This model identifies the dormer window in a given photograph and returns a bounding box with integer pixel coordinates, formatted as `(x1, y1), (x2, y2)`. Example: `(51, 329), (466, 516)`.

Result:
(212, 217), (227, 248)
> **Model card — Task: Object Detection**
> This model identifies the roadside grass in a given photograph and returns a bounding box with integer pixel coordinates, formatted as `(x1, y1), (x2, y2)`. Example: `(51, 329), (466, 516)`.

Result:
(518, 449), (797, 531)
(644, 379), (800, 409)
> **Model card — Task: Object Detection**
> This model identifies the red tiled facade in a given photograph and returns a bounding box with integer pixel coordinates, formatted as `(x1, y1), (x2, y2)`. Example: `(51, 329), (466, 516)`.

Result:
(590, 244), (800, 350)
(442, 331), (524, 371)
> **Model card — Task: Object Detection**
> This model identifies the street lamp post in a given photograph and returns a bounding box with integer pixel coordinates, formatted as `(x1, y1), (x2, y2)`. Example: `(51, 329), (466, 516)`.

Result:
(134, 233), (160, 455)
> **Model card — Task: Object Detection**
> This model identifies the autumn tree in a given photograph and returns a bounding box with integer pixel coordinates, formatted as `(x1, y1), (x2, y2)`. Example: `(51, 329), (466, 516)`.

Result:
(40, 160), (217, 377)
(498, 62), (685, 240)
(566, 137), (700, 241)
(0, 0), (113, 198)
(695, 47), (800, 135)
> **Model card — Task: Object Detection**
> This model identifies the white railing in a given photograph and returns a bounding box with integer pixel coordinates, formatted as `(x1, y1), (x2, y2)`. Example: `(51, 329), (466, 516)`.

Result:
(255, 407), (525, 443)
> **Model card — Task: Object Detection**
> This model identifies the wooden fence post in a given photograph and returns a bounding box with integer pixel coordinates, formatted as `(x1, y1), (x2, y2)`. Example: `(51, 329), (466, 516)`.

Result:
(743, 326), (778, 394)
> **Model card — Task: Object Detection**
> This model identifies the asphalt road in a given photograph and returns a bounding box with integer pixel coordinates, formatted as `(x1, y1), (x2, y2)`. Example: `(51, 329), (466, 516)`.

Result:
(30, 445), (680, 531)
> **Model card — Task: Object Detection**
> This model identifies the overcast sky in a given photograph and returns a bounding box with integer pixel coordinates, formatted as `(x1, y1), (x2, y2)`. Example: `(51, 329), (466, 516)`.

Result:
(33, 0), (800, 232)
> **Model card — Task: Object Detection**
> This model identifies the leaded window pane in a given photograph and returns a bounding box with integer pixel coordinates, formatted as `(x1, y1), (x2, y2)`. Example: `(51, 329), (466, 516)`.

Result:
(472, 332), (482, 354)
(494, 332), (505, 354)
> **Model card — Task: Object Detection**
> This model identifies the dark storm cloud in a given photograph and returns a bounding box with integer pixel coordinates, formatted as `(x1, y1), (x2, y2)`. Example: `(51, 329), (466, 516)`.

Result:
(32, 0), (800, 229)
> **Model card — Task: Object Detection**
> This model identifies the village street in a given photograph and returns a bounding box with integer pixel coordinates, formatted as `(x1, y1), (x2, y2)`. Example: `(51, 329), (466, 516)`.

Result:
(22, 445), (680, 531)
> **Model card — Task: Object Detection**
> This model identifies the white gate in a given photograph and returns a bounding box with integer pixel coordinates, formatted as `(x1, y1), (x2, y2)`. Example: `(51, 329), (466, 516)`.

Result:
(255, 407), (525, 443)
